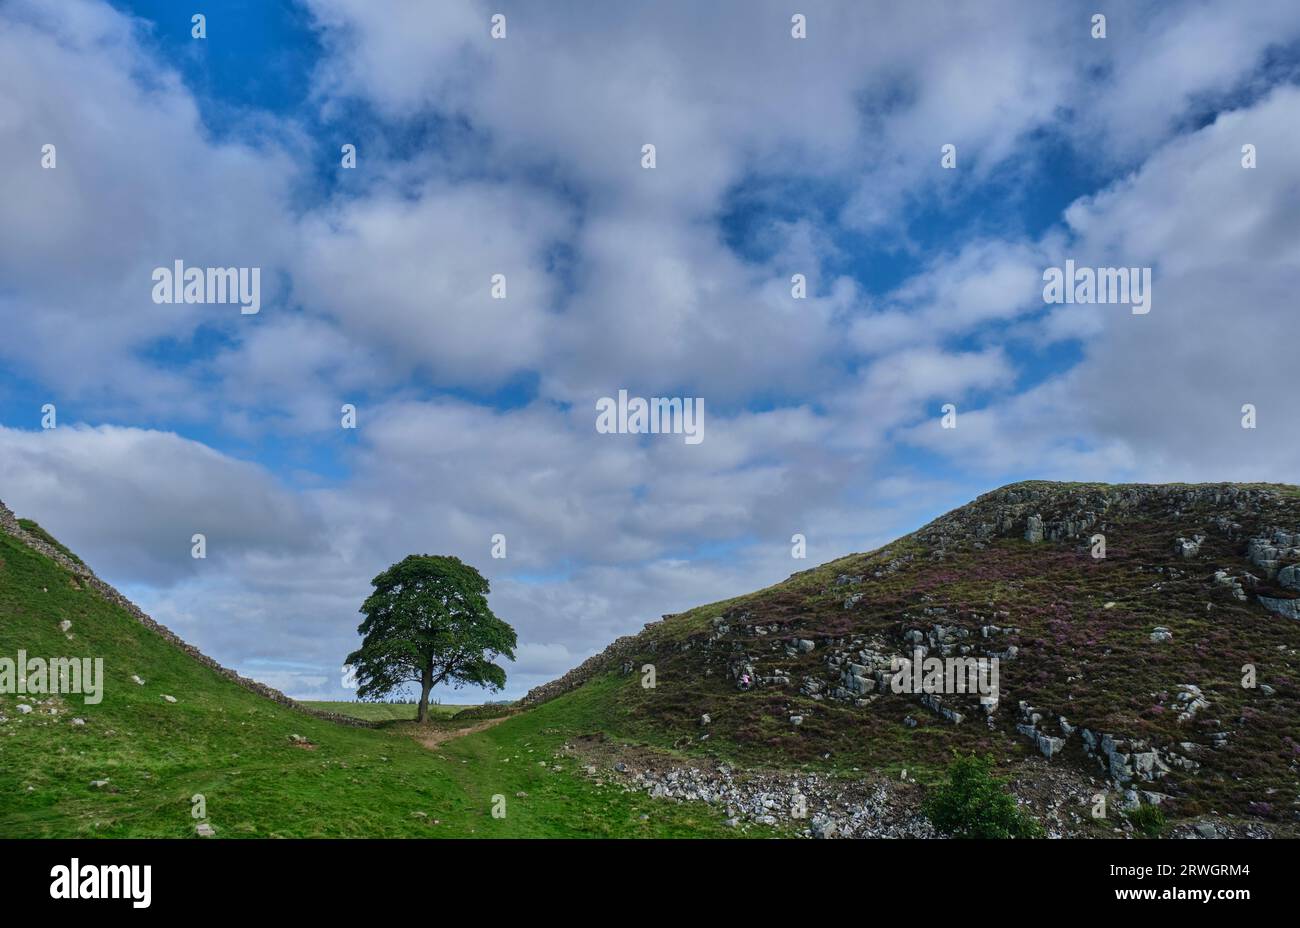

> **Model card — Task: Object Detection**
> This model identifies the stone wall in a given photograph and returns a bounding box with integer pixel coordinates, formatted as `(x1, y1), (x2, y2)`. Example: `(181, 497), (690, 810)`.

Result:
(0, 498), (374, 728)
(520, 632), (649, 706)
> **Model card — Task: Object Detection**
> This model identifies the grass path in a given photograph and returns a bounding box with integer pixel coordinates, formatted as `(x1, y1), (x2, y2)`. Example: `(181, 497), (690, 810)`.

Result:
(415, 715), (513, 749)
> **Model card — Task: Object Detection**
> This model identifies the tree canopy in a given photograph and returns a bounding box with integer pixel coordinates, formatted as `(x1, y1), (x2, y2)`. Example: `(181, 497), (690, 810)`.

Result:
(345, 555), (516, 722)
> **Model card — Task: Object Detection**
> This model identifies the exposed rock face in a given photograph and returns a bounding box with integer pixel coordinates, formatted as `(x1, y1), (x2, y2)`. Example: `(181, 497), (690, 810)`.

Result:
(1247, 528), (1300, 578)
(920, 482), (1283, 551)
(0, 499), (373, 729)
(1016, 702), (1068, 758)
(1259, 596), (1300, 621)
(1024, 514), (1045, 543)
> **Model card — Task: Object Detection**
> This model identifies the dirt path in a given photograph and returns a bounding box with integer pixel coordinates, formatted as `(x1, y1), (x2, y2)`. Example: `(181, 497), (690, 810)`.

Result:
(416, 715), (512, 749)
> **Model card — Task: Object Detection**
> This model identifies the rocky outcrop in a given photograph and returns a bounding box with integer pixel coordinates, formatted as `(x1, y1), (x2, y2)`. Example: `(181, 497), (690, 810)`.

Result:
(920, 481), (1286, 551)
(0, 499), (374, 728)
(1259, 596), (1300, 621)
(1247, 527), (1300, 578)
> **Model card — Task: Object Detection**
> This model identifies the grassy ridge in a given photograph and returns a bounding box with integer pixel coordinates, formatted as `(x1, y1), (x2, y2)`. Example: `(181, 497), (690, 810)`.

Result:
(0, 530), (735, 837)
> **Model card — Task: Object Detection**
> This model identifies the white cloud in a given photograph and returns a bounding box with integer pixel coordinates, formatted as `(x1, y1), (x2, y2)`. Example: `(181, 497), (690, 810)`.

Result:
(0, 0), (299, 413)
(906, 86), (1300, 483)
(294, 181), (575, 388)
(0, 425), (324, 584)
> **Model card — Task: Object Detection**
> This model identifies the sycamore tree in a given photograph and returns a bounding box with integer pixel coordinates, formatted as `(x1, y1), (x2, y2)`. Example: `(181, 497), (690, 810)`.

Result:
(345, 555), (516, 723)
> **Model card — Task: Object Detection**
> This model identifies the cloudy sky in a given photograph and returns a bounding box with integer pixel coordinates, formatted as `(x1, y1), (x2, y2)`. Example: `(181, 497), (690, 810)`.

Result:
(1, 0), (1298, 701)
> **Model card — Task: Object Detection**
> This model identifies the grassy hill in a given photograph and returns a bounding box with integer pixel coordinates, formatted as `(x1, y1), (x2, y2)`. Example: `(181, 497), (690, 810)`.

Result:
(4, 481), (1298, 838)
(0, 515), (740, 838)
(517, 481), (1300, 835)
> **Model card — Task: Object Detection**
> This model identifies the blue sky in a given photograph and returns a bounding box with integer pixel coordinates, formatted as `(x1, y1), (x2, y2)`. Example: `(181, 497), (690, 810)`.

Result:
(2, 0), (1298, 702)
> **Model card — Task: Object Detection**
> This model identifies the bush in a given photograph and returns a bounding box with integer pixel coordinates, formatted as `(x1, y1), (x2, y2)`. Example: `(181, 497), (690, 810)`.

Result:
(1126, 804), (1166, 836)
(924, 754), (1043, 838)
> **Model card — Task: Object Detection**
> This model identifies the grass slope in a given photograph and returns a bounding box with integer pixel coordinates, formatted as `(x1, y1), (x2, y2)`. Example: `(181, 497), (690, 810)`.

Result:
(0, 529), (736, 838)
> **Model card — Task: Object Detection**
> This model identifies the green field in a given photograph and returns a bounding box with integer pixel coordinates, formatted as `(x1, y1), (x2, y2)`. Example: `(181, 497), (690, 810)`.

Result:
(300, 701), (478, 722)
(0, 527), (739, 838)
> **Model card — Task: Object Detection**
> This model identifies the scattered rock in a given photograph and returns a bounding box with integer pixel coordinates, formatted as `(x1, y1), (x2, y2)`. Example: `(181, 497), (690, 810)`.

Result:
(810, 815), (837, 839)
(1258, 595), (1300, 621)
(1175, 684), (1210, 723)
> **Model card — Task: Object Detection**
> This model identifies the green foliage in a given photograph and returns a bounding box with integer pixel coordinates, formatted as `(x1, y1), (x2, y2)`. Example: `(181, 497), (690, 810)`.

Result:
(924, 754), (1043, 839)
(1126, 804), (1167, 837)
(345, 555), (516, 720)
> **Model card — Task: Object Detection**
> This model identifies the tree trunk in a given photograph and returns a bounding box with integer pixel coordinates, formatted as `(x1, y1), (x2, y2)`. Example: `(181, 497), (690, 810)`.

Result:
(417, 665), (433, 723)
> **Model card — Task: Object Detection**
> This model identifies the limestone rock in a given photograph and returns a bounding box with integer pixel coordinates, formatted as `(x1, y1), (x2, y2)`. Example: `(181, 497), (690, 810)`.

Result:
(1259, 595), (1300, 621)
(1025, 515), (1044, 543)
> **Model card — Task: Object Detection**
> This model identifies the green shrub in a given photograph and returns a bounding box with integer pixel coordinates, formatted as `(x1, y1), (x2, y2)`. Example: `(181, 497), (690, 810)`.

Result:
(1126, 804), (1166, 836)
(924, 753), (1044, 838)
